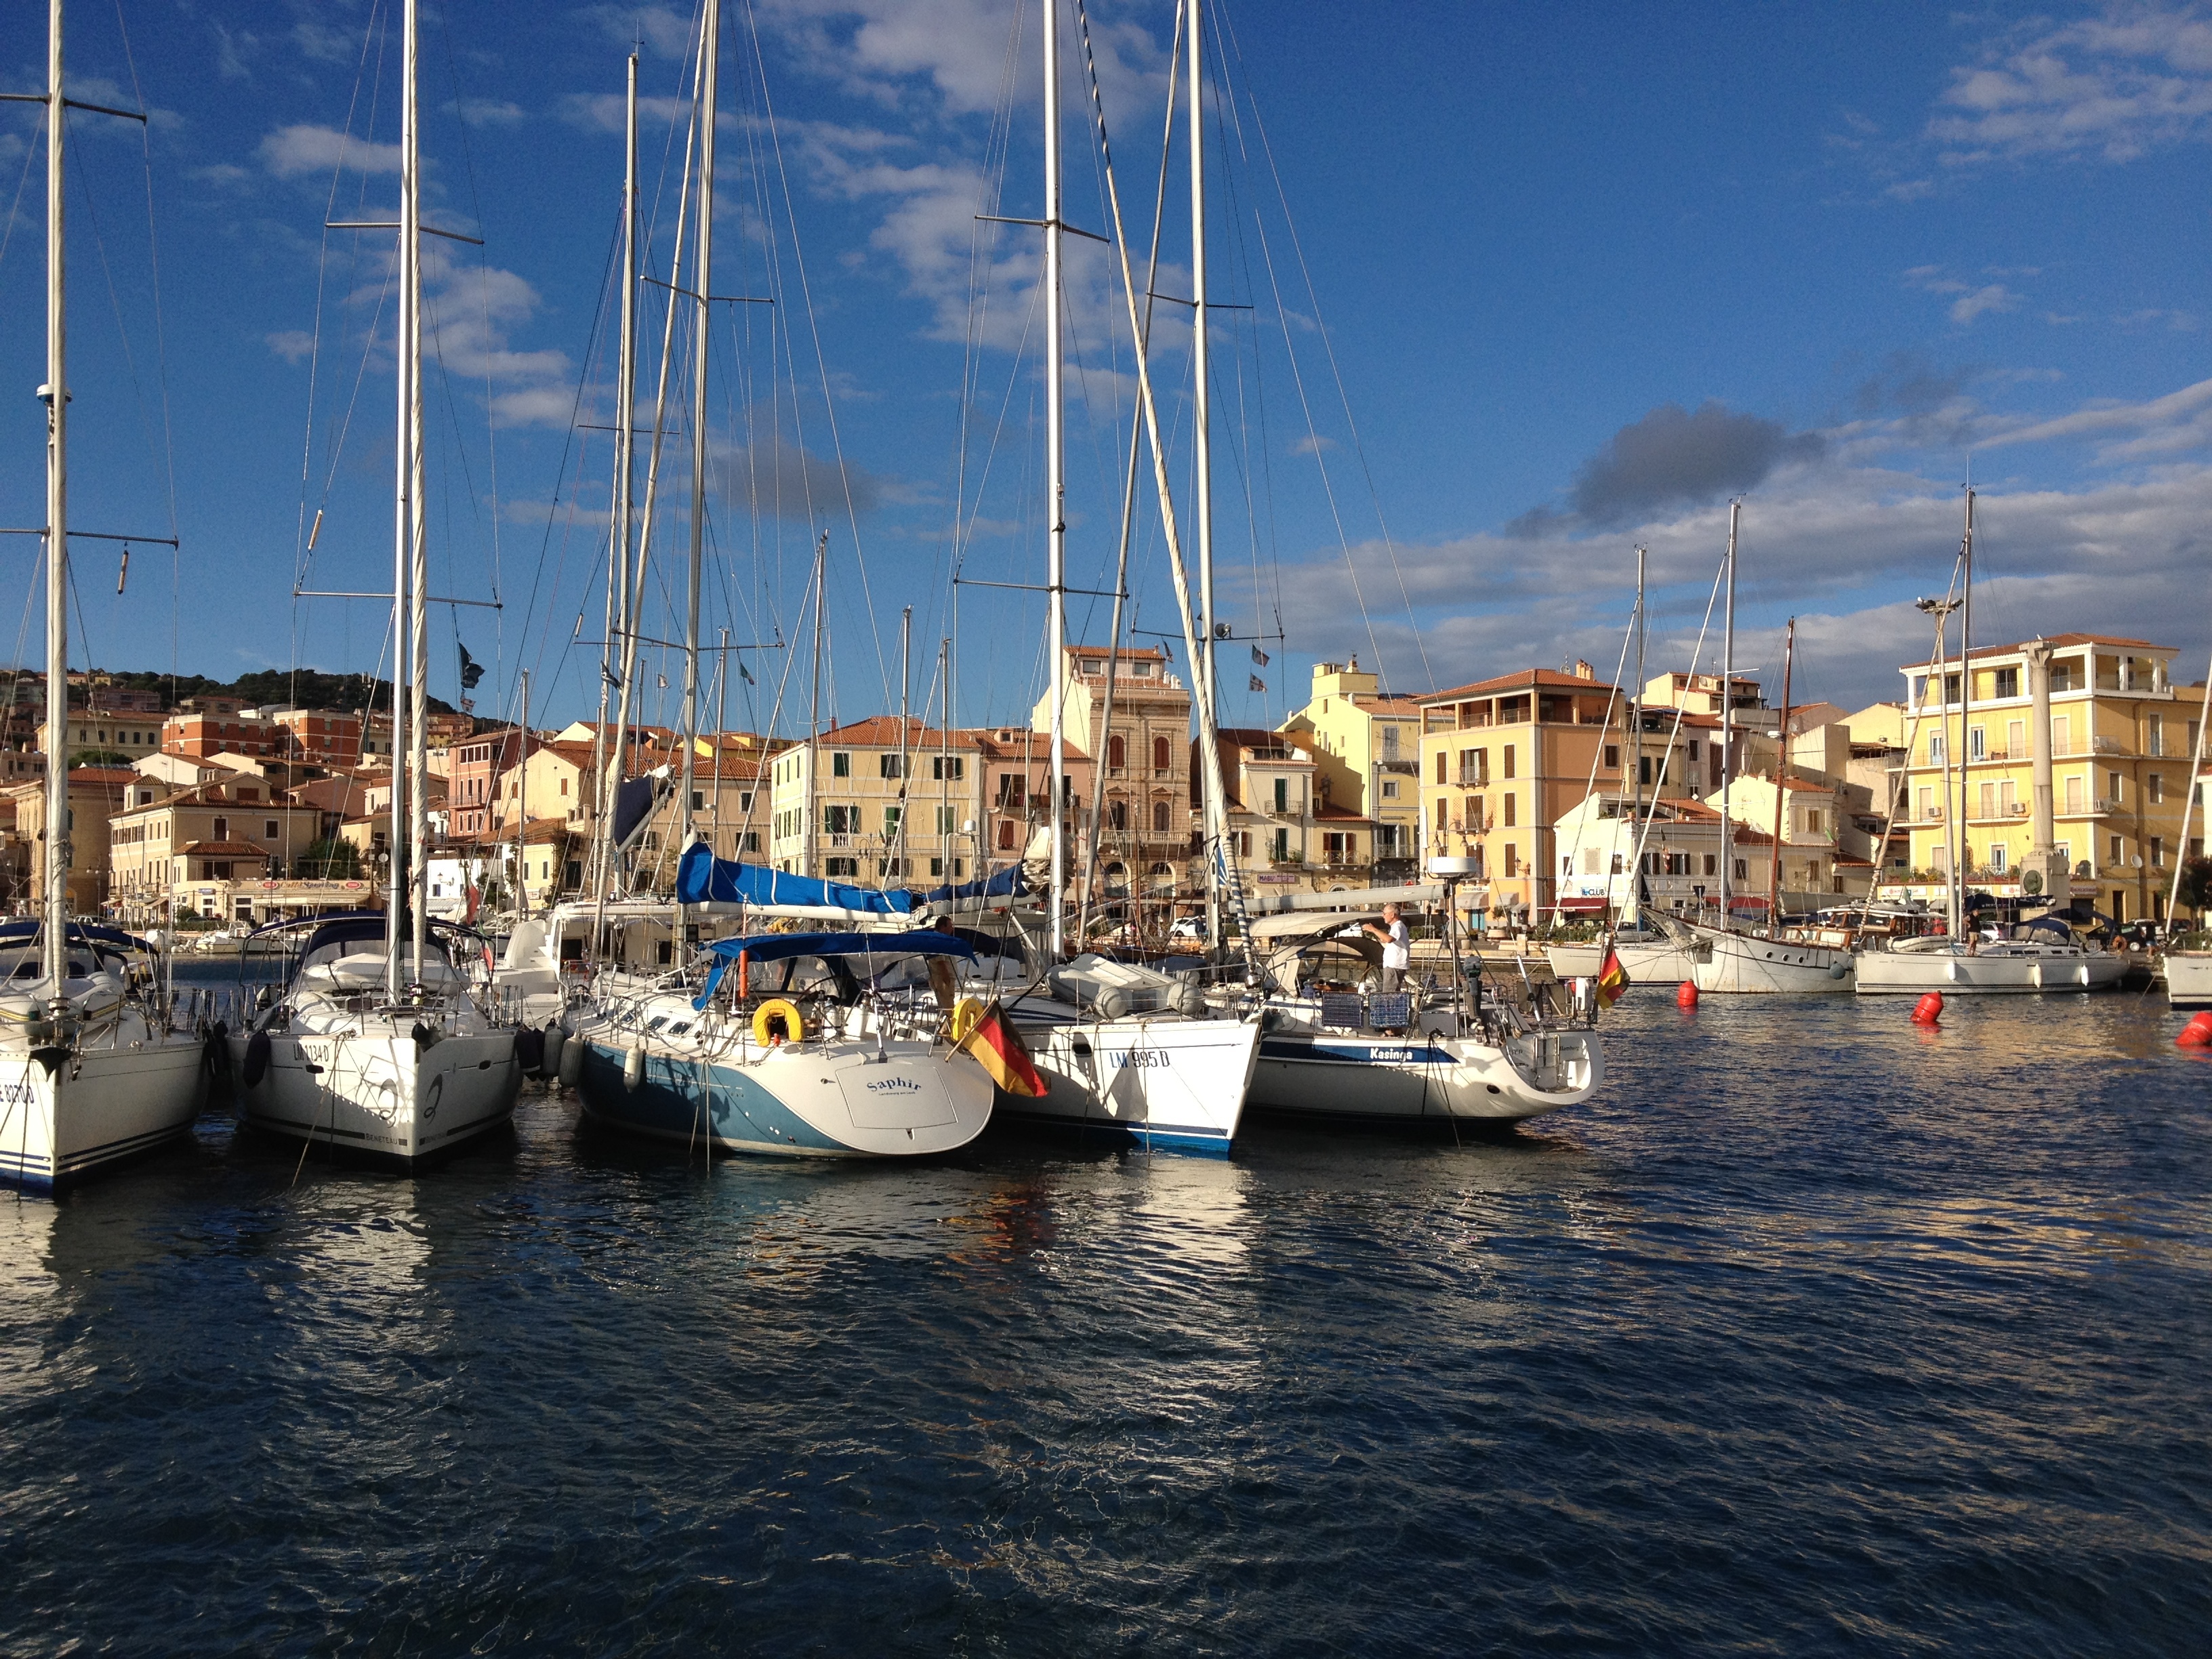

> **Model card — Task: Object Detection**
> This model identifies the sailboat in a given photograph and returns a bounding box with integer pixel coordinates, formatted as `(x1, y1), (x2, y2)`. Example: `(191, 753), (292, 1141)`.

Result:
(962, 0), (1259, 1153)
(559, 5), (998, 1158)
(1675, 501), (1856, 993)
(0, 0), (208, 1192)
(1856, 493), (2124, 996)
(229, 0), (524, 1163)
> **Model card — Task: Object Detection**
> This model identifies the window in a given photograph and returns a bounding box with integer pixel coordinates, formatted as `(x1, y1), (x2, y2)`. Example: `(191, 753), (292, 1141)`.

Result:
(1108, 733), (1126, 771)
(691, 792), (704, 811)
(742, 832), (760, 853)
(2151, 836), (2165, 868)
(2110, 834), (2123, 865)
(1503, 793), (1516, 827)
(884, 806), (902, 836)
(1639, 756), (1654, 787)
(2149, 717), (2165, 756)
(265, 820), (280, 840)
(2053, 715), (2071, 756)
(1687, 741), (1700, 762)
(1969, 726), (1986, 761)
(2150, 773), (2164, 804)
(998, 819), (1016, 850)
(1153, 735), (1172, 773)
(1980, 782), (1996, 820)
(931, 755), (964, 781)
(2109, 770), (2124, 803)
(879, 754), (903, 779)
(1504, 844), (1518, 878)
(1434, 752), (1446, 785)
(1434, 800), (1447, 832)
(213, 815), (228, 841)
(1912, 674), (1929, 705)
(997, 773), (1025, 808)
(1380, 779), (1399, 800)
(1734, 858), (1748, 880)
(560, 777), (569, 796)
(826, 857), (859, 877)
(1272, 827), (1290, 862)
(1153, 800), (1171, 834)
(823, 804), (857, 834)
(1994, 665), (2020, 699)
(1380, 726), (1400, 761)
(936, 806), (957, 834)
(1603, 744), (1619, 770)
(2007, 719), (2024, 758)
(1927, 734), (1944, 765)
(1503, 744), (1517, 779)
(832, 752), (851, 778)
(1273, 777), (1288, 814)
(2066, 774), (2083, 814)
(1989, 844), (2007, 872)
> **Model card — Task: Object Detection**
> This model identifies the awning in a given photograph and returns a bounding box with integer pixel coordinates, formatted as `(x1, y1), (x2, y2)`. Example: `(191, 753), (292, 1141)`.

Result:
(1555, 896), (1606, 913)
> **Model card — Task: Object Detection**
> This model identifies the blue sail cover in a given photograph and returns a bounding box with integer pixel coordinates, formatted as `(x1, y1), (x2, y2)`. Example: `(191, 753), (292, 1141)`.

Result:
(690, 928), (974, 1009)
(675, 840), (916, 914)
(611, 775), (665, 852)
(917, 863), (1026, 904)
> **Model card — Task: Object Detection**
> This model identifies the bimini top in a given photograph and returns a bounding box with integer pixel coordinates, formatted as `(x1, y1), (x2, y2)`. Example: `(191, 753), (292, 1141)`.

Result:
(0, 919), (157, 954)
(690, 928), (975, 1010)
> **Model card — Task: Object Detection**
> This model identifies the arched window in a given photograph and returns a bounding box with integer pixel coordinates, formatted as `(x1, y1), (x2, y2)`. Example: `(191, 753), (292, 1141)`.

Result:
(1109, 800), (1128, 831)
(1107, 733), (1126, 771)
(1152, 800), (1170, 834)
(1152, 735), (1170, 773)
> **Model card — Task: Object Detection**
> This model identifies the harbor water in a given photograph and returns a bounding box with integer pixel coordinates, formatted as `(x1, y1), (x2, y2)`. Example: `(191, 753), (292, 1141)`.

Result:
(2, 987), (2207, 1653)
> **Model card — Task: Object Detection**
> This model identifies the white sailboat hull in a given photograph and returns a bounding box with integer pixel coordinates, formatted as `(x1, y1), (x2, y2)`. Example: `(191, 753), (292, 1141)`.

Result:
(1687, 926), (1855, 994)
(1545, 937), (1696, 986)
(994, 1010), (1258, 1155)
(1856, 945), (2127, 994)
(1252, 1017), (1600, 1125)
(233, 1025), (522, 1164)
(0, 1027), (207, 1193)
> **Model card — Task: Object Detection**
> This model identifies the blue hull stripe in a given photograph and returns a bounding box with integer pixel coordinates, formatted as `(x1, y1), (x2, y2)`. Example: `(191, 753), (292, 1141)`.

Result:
(0, 1118), (197, 1195)
(989, 1101), (1231, 1157)
(574, 1040), (851, 1155)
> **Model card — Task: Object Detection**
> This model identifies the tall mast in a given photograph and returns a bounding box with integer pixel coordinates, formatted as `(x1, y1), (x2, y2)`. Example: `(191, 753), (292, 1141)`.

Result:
(1044, 0), (1067, 958)
(1955, 485), (1973, 943)
(383, 0), (423, 1000)
(40, 0), (68, 989)
(514, 670), (529, 918)
(805, 531), (825, 876)
(1189, 0), (1217, 952)
(592, 52), (641, 912)
(1718, 499), (1738, 930)
(896, 604), (911, 883)
(1628, 545), (1645, 924)
(1768, 617), (1793, 939)
(680, 0), (717, 860)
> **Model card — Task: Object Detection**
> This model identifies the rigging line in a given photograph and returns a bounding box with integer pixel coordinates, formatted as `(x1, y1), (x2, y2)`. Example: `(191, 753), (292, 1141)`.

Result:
(300, 264), (396, 590)
(1213, 3), (1431, 693)
(0, 107), (40, 273)
(743, 0), (892, 715)
(1626, 554), (1728, 879)
(1555, 589), (1640, 880)
(109, 0), (180, 549)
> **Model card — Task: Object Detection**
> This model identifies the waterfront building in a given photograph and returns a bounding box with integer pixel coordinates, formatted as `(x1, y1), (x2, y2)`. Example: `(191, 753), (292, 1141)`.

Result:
(1704, 773), (1876, 905)
(108, 773), (327, 924)
(1414, 665), (1631, 922)
(1032, 645), (1191, 890)
(1551, 793), (1744, 912)
(1201, 728), (1330, 899)
(1275, 657), (1421, 881)
(622, 750), (768, 889)
(450, 726), (537, 841)
(160, 709), (283, 760)
(1889, 633), (2196, 922)
(11, 766), (139, 915)
(767, 718), (1056, 886)
(37, 710), (163, 764)
(266, 708), (365, 767)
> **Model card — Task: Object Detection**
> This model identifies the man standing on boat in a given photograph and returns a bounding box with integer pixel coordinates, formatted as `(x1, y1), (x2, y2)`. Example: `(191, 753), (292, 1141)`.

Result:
(1364, 903), (1411, 993)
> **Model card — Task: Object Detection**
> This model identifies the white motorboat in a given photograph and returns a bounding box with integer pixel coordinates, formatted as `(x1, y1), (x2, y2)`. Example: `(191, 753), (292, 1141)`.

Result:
(0, 926), (207, 1192)
(231, 915), (523, 1165)
(1856, 931), (2126, 995)
(565, 928), (995, 1158)
(2169, 950), (2212, 1009)
(1249, 916), (1599, 1126)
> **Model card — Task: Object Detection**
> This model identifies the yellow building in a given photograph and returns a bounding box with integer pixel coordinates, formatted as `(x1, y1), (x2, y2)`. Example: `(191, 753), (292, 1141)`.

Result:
(1893, 632), (2197, 922)
(1416, 665), (1628, 921)
(37, 710), (165, 765)
(1275, 657), (1420, 879)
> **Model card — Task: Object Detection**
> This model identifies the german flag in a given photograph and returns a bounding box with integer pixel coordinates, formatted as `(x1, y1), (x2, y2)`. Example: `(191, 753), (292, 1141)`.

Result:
(956, 1000), (1048, 1097)
(1595, 947), (1631, 1010)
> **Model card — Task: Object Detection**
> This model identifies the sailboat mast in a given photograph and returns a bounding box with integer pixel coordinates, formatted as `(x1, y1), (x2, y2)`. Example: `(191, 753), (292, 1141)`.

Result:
(405, 0), (430, 987)
(41, 0), (68, 989)
(1718, 500), (1738, 928)
(592, 53), (641, 910)
(383, 0), (421, 1000)
(1769, 617), (1793, 939)
(1189, 0), (1217, 952)
(1956, 486), (1973, 942)
(680, 0), (717, 859)
(1044, 0), (1067, 958)
(806, 531), (825, 876)
(1629, 546), (1645, 918)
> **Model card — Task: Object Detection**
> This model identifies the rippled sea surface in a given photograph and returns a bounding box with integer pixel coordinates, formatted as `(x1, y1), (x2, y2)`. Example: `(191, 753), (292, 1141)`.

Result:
(3, 986), (2209, 1656)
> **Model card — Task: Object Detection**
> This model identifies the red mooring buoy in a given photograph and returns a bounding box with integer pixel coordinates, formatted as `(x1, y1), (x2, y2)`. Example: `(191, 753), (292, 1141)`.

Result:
(1912, 991), (1944, 1026)
(2176, 1011), (2212, 1048)
(1676, 980), (1699, 1010)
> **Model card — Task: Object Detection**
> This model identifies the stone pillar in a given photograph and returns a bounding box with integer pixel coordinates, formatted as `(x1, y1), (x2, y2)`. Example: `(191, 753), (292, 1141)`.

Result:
(2024, 638), (2070, 906)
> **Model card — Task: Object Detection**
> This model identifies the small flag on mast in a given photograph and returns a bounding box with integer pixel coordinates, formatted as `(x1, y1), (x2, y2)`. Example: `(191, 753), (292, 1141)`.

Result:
(1249, 674), (1267, 693)
(457, 642), (485, 690)
(1251, 644), (1269, 668)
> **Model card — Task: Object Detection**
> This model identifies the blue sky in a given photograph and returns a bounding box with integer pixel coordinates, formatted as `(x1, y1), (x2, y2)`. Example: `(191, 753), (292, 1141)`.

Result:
(3, 0), (2209, 738)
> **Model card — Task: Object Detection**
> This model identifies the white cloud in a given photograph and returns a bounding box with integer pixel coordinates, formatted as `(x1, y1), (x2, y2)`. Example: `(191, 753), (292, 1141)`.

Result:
(453, 98), (527, 129)
(1929, 3), (2212, 165)
(1949, 283), (2023, 325)
(259, 123), (403, 179)
(1975, 373), (2212, 455)
(266, 329), (317, 365)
